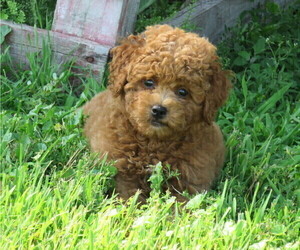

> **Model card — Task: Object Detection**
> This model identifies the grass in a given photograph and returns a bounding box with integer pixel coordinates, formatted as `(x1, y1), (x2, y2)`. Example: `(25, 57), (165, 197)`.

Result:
(1, 0), (57, 29)
(135, 0), (184, 33)
(1, 1), (300, 249)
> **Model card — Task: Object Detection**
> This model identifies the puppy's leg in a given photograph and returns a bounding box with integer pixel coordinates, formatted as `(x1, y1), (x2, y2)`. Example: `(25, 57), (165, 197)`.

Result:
(115, 174), (148, 203)
(167, 159), (221, 199)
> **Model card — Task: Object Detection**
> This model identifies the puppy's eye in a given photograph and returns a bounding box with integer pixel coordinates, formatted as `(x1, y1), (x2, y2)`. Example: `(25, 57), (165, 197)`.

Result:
(176, 88), (189, 97)
(144, 79), (155, 89)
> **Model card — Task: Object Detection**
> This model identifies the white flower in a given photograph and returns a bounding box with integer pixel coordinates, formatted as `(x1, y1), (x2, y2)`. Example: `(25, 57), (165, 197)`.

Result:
(104, 208), (118, 217)
(32, 152), (42, 161)
(132, 215), (151, 228)
(249, 239), (268, 249)
(222, 221), (236, 236)
(284, 241), (299, 249)
(162, 244), (179, 250)
(165, 230), (174, 237)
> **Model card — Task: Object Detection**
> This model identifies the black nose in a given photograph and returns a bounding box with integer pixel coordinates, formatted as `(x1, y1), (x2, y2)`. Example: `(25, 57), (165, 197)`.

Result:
(151, 105), (167, 119)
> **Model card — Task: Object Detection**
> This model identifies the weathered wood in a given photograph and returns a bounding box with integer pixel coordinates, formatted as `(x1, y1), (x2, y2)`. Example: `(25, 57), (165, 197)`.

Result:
(1, 0), (140, 79)
(52, 0), (140, 46)
(166, 0), (295, 43)
(118, 0), (141, 38)
(0, 20), (110, 76)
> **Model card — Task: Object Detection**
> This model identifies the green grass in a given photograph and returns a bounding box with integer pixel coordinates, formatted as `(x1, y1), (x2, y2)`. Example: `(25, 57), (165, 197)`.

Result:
(1, 0), (57, 29)
(135, 0), (184, 33)
(1, 1), (300, 249)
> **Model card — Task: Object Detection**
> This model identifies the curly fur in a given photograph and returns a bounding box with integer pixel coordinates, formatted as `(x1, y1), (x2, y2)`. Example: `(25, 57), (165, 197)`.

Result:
(83, 25), (231, 201)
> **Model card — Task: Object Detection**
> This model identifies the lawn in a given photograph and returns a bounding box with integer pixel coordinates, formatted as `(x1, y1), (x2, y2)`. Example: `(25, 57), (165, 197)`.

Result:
(1, 1), (299, 249)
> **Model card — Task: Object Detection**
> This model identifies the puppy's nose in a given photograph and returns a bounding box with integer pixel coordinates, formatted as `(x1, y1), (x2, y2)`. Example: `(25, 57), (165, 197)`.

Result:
(151, 105), (167, 119)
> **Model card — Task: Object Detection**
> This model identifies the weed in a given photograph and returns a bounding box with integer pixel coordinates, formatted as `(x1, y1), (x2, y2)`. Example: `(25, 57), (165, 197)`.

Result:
(0, 0), (25, 23)
(0, 0), (56, 28)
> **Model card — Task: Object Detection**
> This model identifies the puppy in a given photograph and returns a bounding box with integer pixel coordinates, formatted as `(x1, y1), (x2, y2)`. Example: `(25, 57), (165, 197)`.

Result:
(83, 25), (231, 201)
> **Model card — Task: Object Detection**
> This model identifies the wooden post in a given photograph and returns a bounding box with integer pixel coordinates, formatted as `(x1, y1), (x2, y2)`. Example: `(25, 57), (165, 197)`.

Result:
(1, 20), (110, 76)
(52, 0), (140, 46)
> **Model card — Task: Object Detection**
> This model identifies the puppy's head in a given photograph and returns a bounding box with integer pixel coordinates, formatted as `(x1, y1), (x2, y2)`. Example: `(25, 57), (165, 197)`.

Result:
(109, 25), (231, 138)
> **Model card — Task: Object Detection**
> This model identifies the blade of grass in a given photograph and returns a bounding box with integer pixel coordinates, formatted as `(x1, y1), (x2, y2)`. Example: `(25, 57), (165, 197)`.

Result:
(256, 82), (293, 114)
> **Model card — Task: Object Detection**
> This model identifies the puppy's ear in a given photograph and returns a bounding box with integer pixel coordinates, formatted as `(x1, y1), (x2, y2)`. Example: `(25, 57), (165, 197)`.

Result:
(109, 35), (144, 96)
(202, 60), (231, 124)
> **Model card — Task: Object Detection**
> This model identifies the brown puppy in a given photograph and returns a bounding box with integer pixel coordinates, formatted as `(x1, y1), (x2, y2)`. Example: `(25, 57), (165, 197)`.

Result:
(83, 25), (231, 201)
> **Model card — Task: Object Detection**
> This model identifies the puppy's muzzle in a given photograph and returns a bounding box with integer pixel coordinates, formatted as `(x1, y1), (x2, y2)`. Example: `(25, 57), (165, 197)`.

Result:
(151, 105), (167, 119)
